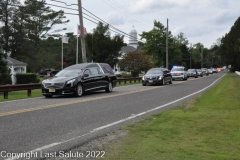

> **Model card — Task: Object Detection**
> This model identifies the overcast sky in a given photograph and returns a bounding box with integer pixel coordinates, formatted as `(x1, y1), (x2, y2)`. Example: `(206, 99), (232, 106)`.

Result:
(39, 0), (240, 49)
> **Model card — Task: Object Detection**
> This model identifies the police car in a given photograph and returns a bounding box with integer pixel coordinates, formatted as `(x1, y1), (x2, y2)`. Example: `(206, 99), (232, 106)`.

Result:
(170, 66), (188, 81)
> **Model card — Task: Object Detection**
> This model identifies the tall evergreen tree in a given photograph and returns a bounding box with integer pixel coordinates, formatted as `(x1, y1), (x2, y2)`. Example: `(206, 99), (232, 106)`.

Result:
(219, 17), (240, 71)
(85, 22), (124, 67)
(0, 47), (11, 85)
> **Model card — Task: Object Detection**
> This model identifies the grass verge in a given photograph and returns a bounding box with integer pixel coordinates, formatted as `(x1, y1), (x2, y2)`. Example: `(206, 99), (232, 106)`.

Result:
(0, 80), (141, 102)
(104, 73), (240, 160)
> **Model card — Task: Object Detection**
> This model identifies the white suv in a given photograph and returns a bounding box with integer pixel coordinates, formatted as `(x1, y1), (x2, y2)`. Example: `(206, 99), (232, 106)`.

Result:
(170, 66), (188, 81)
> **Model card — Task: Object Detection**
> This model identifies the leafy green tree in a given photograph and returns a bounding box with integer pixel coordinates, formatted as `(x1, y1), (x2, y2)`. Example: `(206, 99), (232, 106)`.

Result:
(118, 51), (154, 77)
(139, 20), (166, 67)
(0, 0), (69, 72)
(0, 47), (11, 85)
(171, 32), (188, 68)
(85, 22), (125, 67)
(219, 17), (240, 71)
(139, 20), (182, 69)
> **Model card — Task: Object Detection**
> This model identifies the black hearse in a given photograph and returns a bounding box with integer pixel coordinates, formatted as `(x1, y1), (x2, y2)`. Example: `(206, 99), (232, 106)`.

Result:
(42, 63), (117, 98)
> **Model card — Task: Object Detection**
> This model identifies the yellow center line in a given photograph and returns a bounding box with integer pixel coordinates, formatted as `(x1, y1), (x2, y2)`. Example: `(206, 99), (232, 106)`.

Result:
(0, 79), (191, 117)
(1, 84), (174, 117)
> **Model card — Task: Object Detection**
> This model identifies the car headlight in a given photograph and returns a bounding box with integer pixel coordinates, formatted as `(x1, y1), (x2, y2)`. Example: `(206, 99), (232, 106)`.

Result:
(142, 76), (145, 80)
(66, 79), (76, 87)
(158, 76), (162, 80)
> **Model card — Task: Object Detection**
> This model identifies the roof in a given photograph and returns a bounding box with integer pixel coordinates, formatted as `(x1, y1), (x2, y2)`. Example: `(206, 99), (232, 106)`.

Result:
(3, 57), (27, 66)
(65, 63), (98, 70)
(120, 46), (137, 54)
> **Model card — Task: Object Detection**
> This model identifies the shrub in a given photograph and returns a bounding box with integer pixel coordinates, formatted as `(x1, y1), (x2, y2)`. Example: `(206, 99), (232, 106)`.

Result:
(16, 73), (40, 84)
(122, 73), (132, 78)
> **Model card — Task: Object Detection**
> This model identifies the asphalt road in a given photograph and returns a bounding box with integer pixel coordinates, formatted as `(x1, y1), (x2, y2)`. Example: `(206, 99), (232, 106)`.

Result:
(0, 72), (226, 160)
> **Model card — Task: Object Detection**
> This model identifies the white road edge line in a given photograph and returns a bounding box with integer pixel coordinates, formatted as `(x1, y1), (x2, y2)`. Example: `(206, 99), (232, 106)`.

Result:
(6, 73), (226, 160)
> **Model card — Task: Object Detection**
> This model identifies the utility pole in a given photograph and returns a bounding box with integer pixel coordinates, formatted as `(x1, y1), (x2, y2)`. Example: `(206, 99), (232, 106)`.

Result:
(76, 35), (78, 64)
(166, 18), (168, 69)
(201, 47), (203, 68)
(78, 0), (87, 63)
(190, 43), (192, 69)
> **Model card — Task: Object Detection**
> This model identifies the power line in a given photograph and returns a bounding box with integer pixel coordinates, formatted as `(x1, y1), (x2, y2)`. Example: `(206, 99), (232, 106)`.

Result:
(105, 0), (152, 26)
(5, 2), (145, 43)
(110, 0), (152, 24)
(49, 0), (77, 6)
(46, 0), (145, 42)
(82, 7), (144, 42)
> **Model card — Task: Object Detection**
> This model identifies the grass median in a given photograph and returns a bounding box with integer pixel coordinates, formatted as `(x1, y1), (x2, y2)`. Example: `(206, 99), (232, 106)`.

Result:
(104, 72), (240, 160)
(0, 80), (142, 102)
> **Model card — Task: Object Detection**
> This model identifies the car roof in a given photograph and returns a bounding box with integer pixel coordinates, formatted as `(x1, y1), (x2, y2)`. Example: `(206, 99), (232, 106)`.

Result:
(149, 68), (167, 71)
(64, 63), (100, 70)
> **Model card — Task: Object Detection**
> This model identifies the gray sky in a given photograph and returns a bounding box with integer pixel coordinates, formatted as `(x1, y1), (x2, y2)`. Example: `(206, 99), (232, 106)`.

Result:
(41, 0), (240, 48)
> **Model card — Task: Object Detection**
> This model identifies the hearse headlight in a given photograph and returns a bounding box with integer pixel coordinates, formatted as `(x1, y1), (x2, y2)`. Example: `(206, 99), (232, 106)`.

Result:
(158, 76), (162, 80)
(66, 79), (76, 87)
(142, 76), (145, 80)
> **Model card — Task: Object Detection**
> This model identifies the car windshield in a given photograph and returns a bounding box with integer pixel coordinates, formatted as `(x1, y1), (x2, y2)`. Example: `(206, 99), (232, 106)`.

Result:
(171, 68), (183, 71)
(188, 69), (196, 72)
(55, 69), (82, 77)
(146, 69), (163, 75)
(197, 69), (202, 71)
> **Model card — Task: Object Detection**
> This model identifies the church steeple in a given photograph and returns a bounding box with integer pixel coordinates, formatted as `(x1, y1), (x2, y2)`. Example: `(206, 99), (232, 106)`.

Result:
(128, 26), (138, 49)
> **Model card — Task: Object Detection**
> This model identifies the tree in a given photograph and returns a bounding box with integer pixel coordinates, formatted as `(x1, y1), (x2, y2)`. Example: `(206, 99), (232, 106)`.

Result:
(219, 17), (240, 71)
(171, 32), (188, 68)
(85, 22), (124, 67)
(0, 0), (70, 72)
(0, 0), (21, 54)
(139, 20), (182, 69)
(0, 47), (11, 85)
(118, 51), (153, 77)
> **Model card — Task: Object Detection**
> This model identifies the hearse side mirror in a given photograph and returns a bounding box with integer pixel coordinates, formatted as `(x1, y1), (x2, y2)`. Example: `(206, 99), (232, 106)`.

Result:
(83, 74), (89, 77)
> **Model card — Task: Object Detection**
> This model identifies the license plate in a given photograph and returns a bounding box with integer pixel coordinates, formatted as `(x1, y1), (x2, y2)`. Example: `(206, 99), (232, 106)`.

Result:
(149, 80), (153, 83)
(49, 88), (56, 92)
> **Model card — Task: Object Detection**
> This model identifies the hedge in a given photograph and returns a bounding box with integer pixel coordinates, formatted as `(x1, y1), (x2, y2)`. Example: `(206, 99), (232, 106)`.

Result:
(16, 73), (40, 84)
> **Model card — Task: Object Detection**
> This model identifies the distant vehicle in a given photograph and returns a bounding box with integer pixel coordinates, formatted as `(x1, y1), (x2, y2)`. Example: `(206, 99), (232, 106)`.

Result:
(201, 68), (209, 76)
(208, 69), (213, 74)
(42, 63), (117, 98)
(142, 68), (172, 86)
(39, 68), (55, 77)
(196, 69), (203, 77)
(114, 71), (122, 77)
(170, 66), (188, 81)
(187, 69), (198, 78)
(212, 68), (217, 73)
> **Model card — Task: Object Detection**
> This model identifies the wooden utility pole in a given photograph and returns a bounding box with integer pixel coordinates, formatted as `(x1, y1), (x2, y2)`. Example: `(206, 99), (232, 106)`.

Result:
(78, 0), (87, 63)
(166, 19), (168, 69)
(201, 47), (203, 68)
(190, 43), (192, 69)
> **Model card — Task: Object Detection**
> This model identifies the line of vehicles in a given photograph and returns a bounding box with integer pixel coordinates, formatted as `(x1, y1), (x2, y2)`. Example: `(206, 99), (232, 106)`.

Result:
(41, 63), (223, 98)
(141, 66), (223, 86)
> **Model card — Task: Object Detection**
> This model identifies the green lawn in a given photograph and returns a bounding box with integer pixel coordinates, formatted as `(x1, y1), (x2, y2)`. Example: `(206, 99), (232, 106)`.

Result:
(0, 80), (141, 102)
(104, 73), (240, 160)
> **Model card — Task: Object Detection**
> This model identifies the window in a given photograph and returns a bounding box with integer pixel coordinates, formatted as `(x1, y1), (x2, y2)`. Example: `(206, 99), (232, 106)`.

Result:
(84, 69), (90, 75)
(89, 68), (100, 75)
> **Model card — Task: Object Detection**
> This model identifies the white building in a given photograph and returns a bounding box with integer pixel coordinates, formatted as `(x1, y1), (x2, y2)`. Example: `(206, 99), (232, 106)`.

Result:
(115, 27), (142, 71)
(4, 57), (27, 84)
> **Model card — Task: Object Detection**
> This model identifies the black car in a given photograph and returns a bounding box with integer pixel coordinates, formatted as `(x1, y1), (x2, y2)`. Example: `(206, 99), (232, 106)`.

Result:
(142, 68), (172, 86)
(187, 69), (198, 78)
(42, 63), (117, 98)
